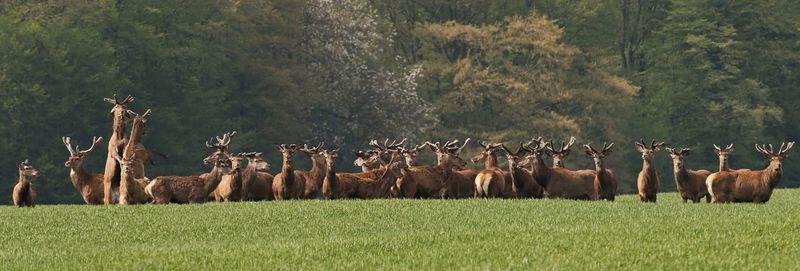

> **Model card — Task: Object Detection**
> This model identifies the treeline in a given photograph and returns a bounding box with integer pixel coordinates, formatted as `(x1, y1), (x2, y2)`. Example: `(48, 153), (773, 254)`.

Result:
(0, 0), (797, 203)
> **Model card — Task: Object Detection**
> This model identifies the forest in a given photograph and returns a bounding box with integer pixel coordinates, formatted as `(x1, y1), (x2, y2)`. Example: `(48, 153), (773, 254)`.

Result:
(0, 0), (798, 203)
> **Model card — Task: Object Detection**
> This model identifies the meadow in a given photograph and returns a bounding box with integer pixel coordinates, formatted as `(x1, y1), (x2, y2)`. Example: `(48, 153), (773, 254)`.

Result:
(1, 190), (799, 270)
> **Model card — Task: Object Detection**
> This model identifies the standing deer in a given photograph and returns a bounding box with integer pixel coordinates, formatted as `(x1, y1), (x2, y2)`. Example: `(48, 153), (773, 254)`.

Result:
(112, 152), (151, 204)
(713, 144), (736, 172)
(145, 152), (232, 204)
(272, 144), (305, 200)
(584, 143), (617, 201)
(546, 137), (576, 168)
(241, 152), (273, 201)
(13, 160), (39, 207)
(395, 140), (465, 199)
(666, 147), (711, 203)
(522, 138), (598, 200)
(635, 139), (665, 203)
(102, 94), (134, 204)
(62, 136), (105, 205)
(706, 142), (794, 203)
(298, 143), (327, 199)
(322, 149), (407, 199)
(473, 141), (507, 198)
(501, 143), (543, 198)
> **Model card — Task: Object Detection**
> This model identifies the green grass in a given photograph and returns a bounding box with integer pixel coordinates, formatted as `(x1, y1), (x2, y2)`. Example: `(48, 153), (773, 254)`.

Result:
(2, 190), (800, 270)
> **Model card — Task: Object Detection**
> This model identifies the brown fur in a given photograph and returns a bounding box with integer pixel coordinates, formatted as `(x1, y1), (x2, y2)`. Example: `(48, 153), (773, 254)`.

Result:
(707, 143), (793, 203)
(472, 142), (506, 198)
(545, 137), (576, 169)
(113, 152), (151, 205)
(666, 148), (710, 203)
(119, 109), (152, 205)
(241, 152), (273, 201)
(525, 139), (598, 200)
(297, 143), (327, 199)
(584, 143), (618, 201)
(146, 156), (231, 204)
(213, 155), (244, 202)
(272, 144), (307, 200)
(102, 94), (133, 204)
(635, 139), (665, 203)
(713, 144), (735, 172)
(447, 169), (478, 199)
(322, 150), (407, 199)
(63, 136), (105, 205)
(502, 144), (543, 199)
(13, 160), (38, 207)
(396, 140), (469, 199)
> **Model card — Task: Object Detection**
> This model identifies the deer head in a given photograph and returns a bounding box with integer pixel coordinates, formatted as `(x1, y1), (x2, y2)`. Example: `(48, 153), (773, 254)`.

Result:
(369, 138), (406, 164)
(18, 159), (39, 178)
(111, 151), (136, 176)
(203, 131), (237, 164)
(321, 149), (339, 166)
(545, 137), (576, 168)
(275, 144), (300, 165)
(126, 109), (152, 133)
(501, 143), (530, 170)
(713, 144), (734, 166)
(426, 139), (470, 169)
(755, 142), (795, 173)
(299, 142), (325, 156)
(471, 141), (503, 164)
(354, 150), (384, 169)
(634, 139), (665, 162)
(62, 136), (103, 169)
(665, 147), (691, 171)
(398, 144), (426, 167)
(229, 153), (246, 170)
(520, 137), (548, 167)
(103, 94), (134, 121)
(584, 142), (614, 169)
(243, 152), (270, 171)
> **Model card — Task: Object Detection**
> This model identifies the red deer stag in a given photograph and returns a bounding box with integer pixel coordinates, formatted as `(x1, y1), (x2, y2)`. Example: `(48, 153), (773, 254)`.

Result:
(146, 152), (233, 204)
(501, 144), (544, 198)
(242, 152), (273, 201)
(272, 144), (306, 200)
(635, 139), (665, 203)
(473, 141), (507, 198)
(102, 94), (134, 204)
(13, 160), (39, 207)
(298, 143), (327, 199)
(203, 131), (243, 202)
(584, 143), (618, 201)
(322, 149), (408, 199)
(713, 144), (736, 172)
(546, 137), (576, 168)
(706, 142), (794, 203)
(354, 150), (384, 172)
(112, 152), (151, 204)
(395, 140), (465, 199)
(443, 140), (476, 199)
(665, 147), (711, 203)
(522, 138), (598, 200)
(62, 136), (105, 204)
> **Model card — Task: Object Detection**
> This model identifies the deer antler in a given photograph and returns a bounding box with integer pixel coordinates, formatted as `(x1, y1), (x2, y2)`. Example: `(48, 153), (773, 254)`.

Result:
(602, 142), (614, 155)
(779, 142), (795, 156)
(369, 139), (386, 151)
(78, 136), (103, 154)
(62, 136), (76, 155)
(454, 138), (471, 154)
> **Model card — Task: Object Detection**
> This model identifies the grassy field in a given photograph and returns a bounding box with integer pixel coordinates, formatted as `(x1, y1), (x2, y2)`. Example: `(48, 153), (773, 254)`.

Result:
(1, 190), (799, 270)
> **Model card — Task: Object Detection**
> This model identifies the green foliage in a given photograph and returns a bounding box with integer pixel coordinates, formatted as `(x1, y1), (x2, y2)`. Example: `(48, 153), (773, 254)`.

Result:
(2, 191), (800, 269)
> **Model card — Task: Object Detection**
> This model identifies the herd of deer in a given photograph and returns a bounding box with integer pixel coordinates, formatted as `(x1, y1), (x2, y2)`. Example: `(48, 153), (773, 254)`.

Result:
(10, 95), (795, 207)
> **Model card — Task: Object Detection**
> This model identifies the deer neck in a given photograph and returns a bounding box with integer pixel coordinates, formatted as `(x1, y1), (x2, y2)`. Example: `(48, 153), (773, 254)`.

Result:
(762, 164), (782, 189)
(377, 163), (400, 197)
(309, 155), (327, 181)
(111, 112), (126, 140)
(242, 163), (257, 185)
(718, 158), (728, 172)
(125, 119), (144, 154)
(203, 165), (227, 195)
(281, 156), (295, 184)
(70, 165), (91, 189)
(17, 171), (30, 183)
(323, 160), (336, 197)
(531, 156), (550, 187)
(673, 166), (689, 185)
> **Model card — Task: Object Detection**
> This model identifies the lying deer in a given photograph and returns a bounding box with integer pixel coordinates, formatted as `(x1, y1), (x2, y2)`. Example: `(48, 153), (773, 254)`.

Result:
(13, 160), (39, 207)
(112, 152), (151, 204)
(635, 139), (665, 203)
(102, 94), (134, 204)
(241, 152), (273, 201)
(523, 138), (597, 200)
(501, 143), (543, 198)
(213, 153), (244, 202)
(322, 149), (407, 199)
(666, 147), (710, 203)
(272, 144), (305, 200)
(62, 136), (105, 204)
(546, 137), (576, 168)
(713, 144), (736, 172)
(584, 143), (617, 201)
(706, 142), (794, 203)
(473, 141), (507, 198)
(146, 152), (233, 204)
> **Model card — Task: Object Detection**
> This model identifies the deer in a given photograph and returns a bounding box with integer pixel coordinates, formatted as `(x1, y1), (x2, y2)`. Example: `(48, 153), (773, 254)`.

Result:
(473, 141), (507, 198)
(241, 152), (273, 201)
(203, 131), (243, 202)
(665, 147), (711, 203)
(13, 160), (39, 207)
(713, 144), (736, 172)
(297, 142), (327, 199)
(546, 137), (576, 168)
(62, 136), (105, 205)
(501, 143), (544, 199)
(635, 139), (665, 203)
(102, 94), (134, 205)
(112, 152), (151, 204)
(395, 140), (465, 199)
(146, 152), (233, 204)
(272, 144), (306, 200)
(354, 150), (384, 172)
(706, 142), (794, 203)
(443, 140), (477, 199)
(322, 149), (408, 199)
(522, 137), (598, 200)
(584, 143), (618, 201)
